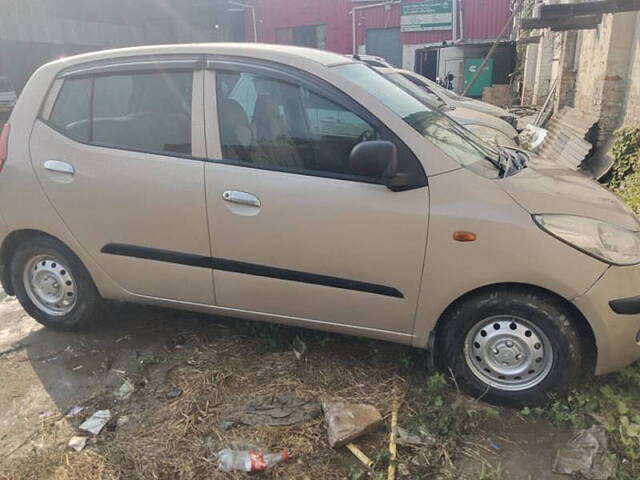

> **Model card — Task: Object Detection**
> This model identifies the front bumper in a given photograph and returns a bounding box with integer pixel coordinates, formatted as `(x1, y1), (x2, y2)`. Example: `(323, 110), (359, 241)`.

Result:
(573, 264), (640, 375)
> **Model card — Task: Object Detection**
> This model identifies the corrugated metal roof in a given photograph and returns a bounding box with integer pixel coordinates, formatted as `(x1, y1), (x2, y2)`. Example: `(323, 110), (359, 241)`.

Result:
(539, 107), (598, 169)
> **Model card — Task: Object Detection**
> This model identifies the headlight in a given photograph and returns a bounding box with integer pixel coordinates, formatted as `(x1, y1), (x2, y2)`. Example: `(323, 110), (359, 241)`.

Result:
(465, 125), (516, 147)
(534, 214), (640, 265)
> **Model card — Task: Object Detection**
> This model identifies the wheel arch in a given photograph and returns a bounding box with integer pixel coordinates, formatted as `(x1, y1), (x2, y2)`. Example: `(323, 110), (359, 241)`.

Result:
(429, 282), (597, 374)
(0, 229), (74, 295)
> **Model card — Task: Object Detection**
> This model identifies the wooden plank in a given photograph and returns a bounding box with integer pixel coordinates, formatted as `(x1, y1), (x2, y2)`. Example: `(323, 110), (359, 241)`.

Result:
(521, 14), (602, 30)
(517, 35), (542, 44)
(541, 0), (640, 17)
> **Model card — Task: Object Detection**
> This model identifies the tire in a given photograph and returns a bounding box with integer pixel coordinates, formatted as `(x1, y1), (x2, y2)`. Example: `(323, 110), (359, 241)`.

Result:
(436, 288), (583, 406)
(10, 235), (101, 330)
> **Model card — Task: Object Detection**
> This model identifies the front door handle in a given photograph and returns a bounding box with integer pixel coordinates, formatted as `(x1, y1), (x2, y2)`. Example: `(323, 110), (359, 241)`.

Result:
(44, 160), (75, 175)
(222, 190), (261, 208)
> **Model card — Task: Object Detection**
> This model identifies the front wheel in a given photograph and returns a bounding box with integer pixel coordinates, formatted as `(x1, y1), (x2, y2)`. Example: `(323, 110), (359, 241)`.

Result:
(10, 236), (101, 330)
(437, 288), (583, 406)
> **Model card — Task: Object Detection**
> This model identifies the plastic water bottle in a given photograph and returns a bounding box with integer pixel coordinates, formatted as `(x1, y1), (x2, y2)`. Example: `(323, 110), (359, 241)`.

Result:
(217, 448), (289, 472)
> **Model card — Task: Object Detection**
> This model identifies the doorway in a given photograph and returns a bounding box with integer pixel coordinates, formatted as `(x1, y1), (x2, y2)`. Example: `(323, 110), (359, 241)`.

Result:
(365, 28), (402, 67)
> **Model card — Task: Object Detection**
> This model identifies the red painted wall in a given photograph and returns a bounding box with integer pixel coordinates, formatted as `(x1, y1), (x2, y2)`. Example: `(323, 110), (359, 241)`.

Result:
(248, 0), (512, 53)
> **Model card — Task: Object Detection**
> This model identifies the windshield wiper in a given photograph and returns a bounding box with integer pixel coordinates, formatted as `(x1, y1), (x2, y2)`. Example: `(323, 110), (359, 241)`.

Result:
(498, 147), (528, 177)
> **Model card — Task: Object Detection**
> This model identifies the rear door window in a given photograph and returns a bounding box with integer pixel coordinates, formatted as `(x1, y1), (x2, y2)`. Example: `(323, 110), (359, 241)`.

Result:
(92, 72), (192, 155)
(48, 70), (193, 156)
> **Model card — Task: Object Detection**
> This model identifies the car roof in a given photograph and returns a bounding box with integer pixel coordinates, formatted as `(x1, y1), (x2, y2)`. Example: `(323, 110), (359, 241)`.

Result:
(46, 43), (356, 71)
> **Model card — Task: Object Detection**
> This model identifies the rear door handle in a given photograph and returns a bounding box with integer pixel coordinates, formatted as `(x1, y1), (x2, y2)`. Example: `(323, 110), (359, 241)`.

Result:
(44, 160), (75, 175)
(222, 190), (261, 208)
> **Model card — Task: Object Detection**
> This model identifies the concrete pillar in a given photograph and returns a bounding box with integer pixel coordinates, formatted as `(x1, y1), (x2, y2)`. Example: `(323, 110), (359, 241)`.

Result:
(596, 12), (637, 144)
(554, 31), (578, 112)
(532, 29), (554, 105)
(521, 42), (538, 105)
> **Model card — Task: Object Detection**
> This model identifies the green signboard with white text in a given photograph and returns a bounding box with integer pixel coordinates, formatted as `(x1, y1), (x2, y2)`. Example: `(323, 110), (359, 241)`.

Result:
(401, 1), (453, 32)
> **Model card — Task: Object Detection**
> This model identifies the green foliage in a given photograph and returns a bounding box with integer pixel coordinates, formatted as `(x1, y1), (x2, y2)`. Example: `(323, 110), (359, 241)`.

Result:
(405, 374), (499, 438)
(608, 127), (640, 214)
(609, 127), (640, 190)
(426, 372), (447, 394)
(615, 171), (640, 213)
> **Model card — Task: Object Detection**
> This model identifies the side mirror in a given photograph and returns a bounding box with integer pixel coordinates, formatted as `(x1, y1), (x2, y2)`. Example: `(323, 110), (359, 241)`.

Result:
(349, 140), (409, 191)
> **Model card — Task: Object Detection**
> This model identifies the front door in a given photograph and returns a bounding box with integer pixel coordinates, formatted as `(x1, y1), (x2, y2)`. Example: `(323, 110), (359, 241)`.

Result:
(203, 60), (429, 335)
(30, 58), (213, 304)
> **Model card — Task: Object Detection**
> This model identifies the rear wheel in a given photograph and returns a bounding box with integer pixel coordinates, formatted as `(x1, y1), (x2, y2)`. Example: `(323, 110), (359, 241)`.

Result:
(437, 288), (583, 405)
(10, 236), (101, 330)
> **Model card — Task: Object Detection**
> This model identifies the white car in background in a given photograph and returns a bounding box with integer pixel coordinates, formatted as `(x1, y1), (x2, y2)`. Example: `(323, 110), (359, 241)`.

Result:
(398, 69), (517, 127)
(0, 77), (17, 112)
(377, 67), (519, 147)
(345, 54), (393, 68)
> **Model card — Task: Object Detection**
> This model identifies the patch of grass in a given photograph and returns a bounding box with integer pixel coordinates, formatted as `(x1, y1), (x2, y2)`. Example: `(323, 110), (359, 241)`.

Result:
(405, 374), (499, 439)
(477, 462), (503, 480)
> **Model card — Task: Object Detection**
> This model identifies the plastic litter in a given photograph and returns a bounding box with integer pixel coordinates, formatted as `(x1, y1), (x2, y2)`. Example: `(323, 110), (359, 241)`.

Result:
(166, 387), (183, 400)
(68, 436), (88, 452)
(219, 392), (320, 430)
(553, 424), (614, 479)
(79, 409), (112, 435)
(292, 335), (307, 360)
(517, 124), (547, 152)
(115, 379), (135, 400)
(66, 405), (84, 418)
(396, 426), (436, 448)
(217, 448), (289, 472)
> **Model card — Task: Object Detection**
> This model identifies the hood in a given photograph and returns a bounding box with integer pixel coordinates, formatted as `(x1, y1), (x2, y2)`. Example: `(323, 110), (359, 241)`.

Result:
(498, 156), (640, 230)
(458, 98), (513, 118)
(450, 106), (518, 139)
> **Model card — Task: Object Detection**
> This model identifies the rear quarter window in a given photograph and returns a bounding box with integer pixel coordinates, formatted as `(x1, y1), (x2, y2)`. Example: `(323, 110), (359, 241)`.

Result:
(48, 77), (92, 142)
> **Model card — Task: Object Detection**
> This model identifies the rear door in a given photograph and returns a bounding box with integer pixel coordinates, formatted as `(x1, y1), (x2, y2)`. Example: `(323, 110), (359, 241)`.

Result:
(203, 59), (430, 336)
(29, 57), (214, 304)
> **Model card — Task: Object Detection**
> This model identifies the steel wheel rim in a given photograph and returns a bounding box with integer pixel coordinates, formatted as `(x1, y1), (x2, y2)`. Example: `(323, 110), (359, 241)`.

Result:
(464, 315), (554, 391)
(23, 255), (77, 316)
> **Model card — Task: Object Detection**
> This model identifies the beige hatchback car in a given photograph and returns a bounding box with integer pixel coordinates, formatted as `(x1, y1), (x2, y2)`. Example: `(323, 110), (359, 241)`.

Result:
(2, 44), (640, 404)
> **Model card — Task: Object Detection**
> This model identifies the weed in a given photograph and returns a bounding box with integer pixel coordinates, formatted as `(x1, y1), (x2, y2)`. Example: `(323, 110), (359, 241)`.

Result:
(398, 352), (414, 370)
(477, 462), (503, 480)
(404, 374), (499, 439)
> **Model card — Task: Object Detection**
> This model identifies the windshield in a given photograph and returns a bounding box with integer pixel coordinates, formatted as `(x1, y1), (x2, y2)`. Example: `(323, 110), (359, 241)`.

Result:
(334, 63), (499, 171)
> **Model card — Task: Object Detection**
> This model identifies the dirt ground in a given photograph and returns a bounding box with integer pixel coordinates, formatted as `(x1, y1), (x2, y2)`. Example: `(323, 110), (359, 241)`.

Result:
(0, 291), (576, 479)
